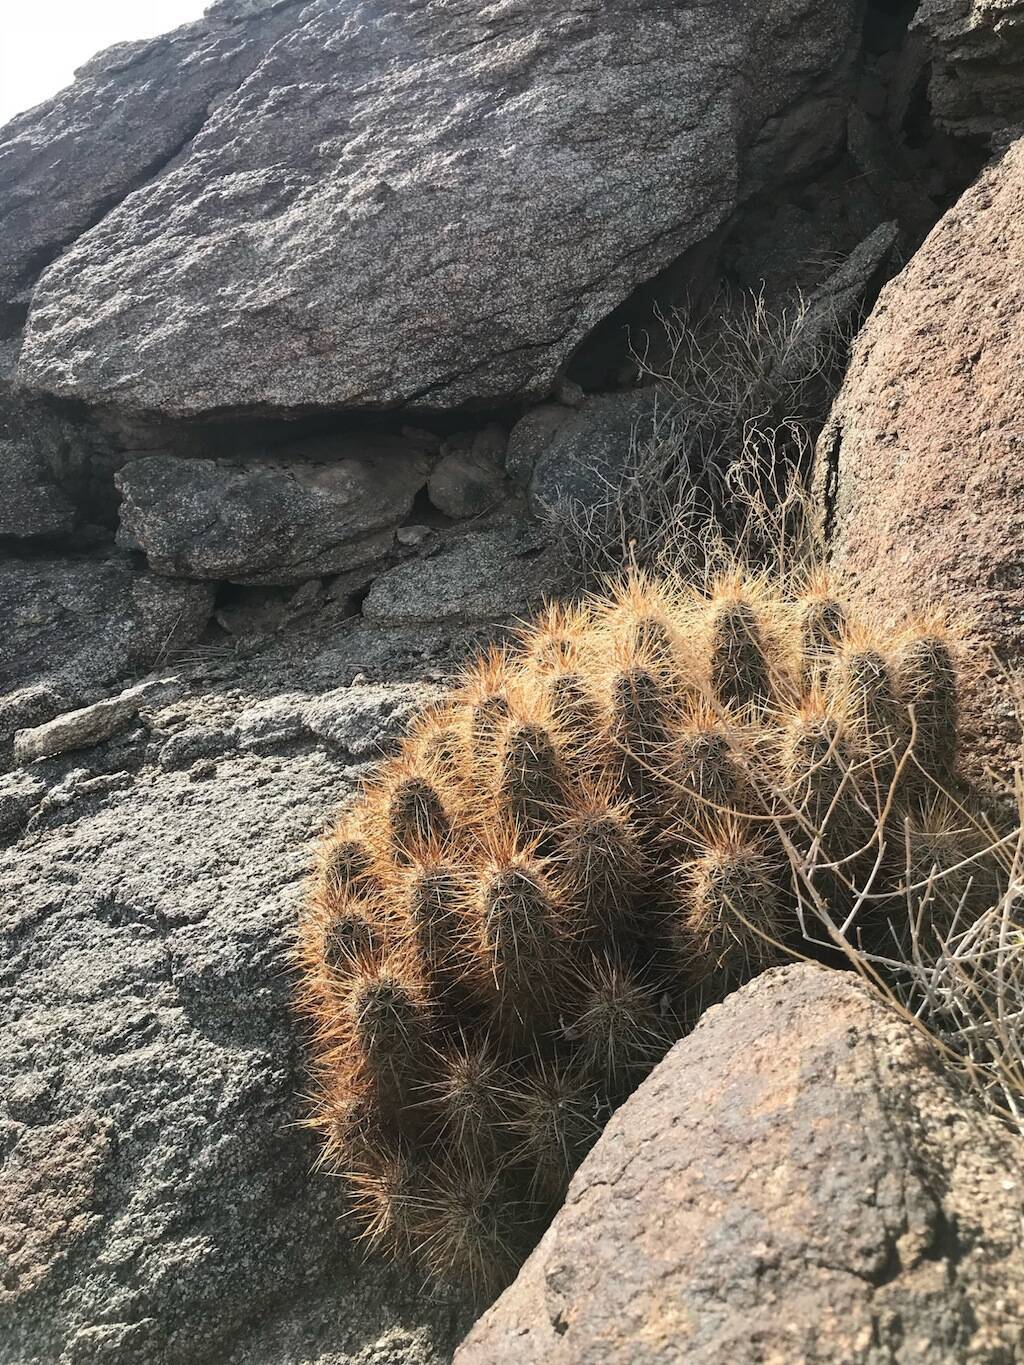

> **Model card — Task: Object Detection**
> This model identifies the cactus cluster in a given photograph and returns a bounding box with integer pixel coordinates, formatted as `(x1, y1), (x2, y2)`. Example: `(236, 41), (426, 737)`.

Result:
(297, 566), (982, 1298)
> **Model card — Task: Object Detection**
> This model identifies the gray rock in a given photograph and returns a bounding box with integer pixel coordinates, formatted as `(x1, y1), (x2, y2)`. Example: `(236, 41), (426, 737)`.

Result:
(304, 682), (444, 757)
(0, 0), (305, 310)
(115, 434), (431, 585)
(528, 391), (659, 516)
(916, 0), (1024, 137)
(396, 525), (432, 548)
(363, 527), (556, 625)
(458, 963), (1024, 1365)
(0, 557), (214, 733)
(32, 768), (137, 820)
(215, 591), (291, 641)
(427, 447), (507, 520)
(764, 221), (898, 397)
(233, 694), (309, 752)
(722, 166), (888, 306)
(553, 378), (586, 409)
(0, 675), (465, 1365)
(470, 424), (509, 469)
(231, 682), (443, 759)
(0, 430), (75, 541)
(157, 725), (233, 772)
(18, 0), (862, 417)
(0, 345), (89, 541)
(0, 770), (45, 834)
(214, 580), (331, 640)
(14, 677), (184, 765)
(0, 684), (77, 747)
(504, 405), (574, 486)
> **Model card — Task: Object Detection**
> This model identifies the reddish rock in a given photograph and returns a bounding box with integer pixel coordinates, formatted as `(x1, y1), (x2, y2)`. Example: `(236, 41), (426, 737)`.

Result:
(819, 139), (1024, 789)
(457, 964), (1024, 1365)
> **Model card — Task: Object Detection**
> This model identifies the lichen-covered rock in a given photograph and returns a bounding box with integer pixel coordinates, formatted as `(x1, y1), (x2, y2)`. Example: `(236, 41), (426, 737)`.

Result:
(17, 0), (862, 417)
(115, 433), (432, 585)
(819, 138), (1024, 788)
(457, 964), (1024, 1365)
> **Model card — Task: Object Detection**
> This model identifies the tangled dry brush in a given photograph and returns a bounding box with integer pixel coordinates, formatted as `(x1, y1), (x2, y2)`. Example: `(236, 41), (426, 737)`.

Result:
(295, 559), (1010, 1298)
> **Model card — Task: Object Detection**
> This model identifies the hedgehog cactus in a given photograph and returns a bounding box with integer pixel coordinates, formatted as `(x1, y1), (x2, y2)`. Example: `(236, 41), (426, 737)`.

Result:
(297, 568), (977, 1298)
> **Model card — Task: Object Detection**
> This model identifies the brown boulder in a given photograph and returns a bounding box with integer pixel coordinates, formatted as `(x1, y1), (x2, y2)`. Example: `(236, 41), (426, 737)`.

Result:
(457, 964), (1024, 1365)
(819, 138), (1024, 789)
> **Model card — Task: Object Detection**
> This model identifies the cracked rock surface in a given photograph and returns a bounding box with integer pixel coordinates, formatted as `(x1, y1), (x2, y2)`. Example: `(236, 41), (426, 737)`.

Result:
(0, 557), (214, 740)
(16, 0), (861, 416)
(457, 963), (1024, 1365)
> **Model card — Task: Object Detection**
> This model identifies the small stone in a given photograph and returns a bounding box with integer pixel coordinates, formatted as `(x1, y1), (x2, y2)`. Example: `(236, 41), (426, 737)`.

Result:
(397, 525), (431, 547)
(427, 447), (507, 519)
(14, 677), (185, 765)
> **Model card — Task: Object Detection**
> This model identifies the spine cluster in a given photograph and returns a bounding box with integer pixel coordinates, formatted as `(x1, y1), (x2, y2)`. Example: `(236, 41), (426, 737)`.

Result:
(297, 567), (978, 1297)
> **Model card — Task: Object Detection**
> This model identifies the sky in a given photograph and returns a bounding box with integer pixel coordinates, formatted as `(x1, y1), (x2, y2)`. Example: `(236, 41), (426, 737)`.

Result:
(0, 1), (209, 125)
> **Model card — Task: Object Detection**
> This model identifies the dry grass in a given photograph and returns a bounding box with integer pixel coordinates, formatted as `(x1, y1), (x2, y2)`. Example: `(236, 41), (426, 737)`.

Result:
(551, 287), (850, 585)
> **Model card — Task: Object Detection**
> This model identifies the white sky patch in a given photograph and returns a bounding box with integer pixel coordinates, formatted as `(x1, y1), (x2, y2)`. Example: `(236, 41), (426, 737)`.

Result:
(0, 1), (209, 125)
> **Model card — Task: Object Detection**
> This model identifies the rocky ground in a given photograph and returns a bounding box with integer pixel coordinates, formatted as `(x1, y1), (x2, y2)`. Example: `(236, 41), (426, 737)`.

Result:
(1, 612), (493, 1365)
(2, 0), (1024, 1361)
